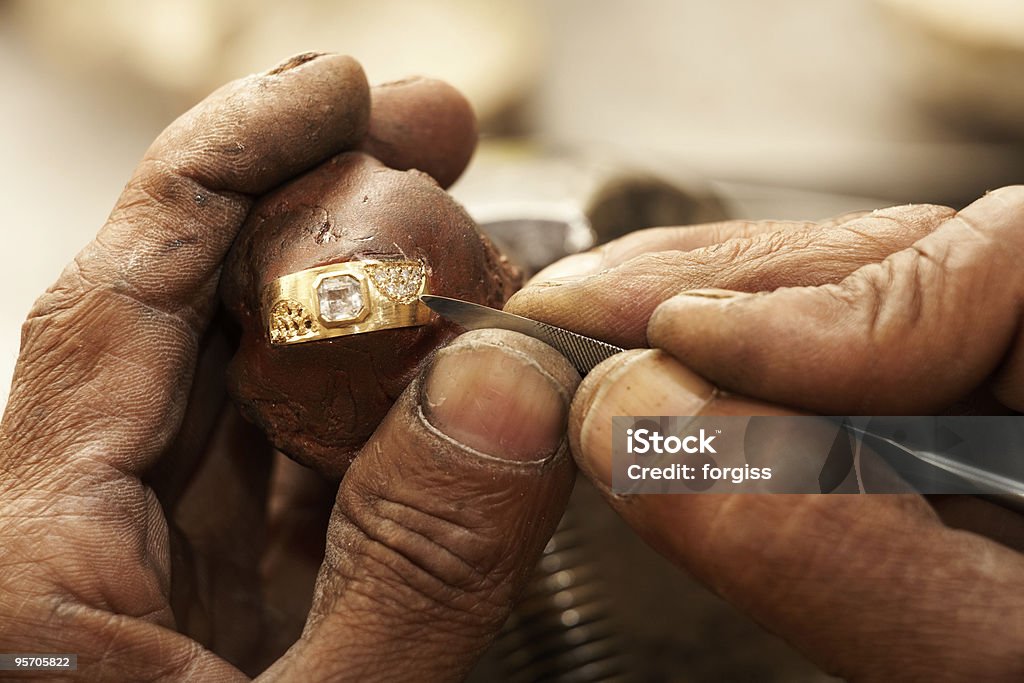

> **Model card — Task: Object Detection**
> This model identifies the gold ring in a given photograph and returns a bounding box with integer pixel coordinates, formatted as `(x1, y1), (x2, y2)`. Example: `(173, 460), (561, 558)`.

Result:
(263, 259), (431, 345)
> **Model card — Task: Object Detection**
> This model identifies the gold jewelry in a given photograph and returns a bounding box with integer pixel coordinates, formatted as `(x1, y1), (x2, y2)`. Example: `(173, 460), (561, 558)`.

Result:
(263, 259), (431, 345)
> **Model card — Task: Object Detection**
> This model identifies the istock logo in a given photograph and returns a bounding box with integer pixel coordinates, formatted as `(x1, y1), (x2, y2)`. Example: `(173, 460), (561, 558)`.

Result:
(626, 428), (717, 454)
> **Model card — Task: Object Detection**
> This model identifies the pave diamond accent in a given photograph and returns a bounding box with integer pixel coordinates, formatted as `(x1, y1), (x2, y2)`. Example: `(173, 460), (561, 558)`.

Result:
(317, 274), (364, 322)
(365, 260), (426, 304)
(269, 299), (317, 343)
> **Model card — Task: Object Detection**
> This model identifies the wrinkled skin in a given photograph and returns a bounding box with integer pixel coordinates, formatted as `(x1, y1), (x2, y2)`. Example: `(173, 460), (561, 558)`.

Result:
(3, 48), (1022, 683)
(510, 186), (1024, 681)
(0, 54), (578, 681)
(222, 153), (520, 478)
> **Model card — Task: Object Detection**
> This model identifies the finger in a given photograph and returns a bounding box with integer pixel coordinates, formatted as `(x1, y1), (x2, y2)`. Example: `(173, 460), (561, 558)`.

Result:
(529, 211), (876, 284)
(259, 452), (336, 666)
(648, 186), (1024, 414)
(929, 496), (1024, 553)
(145, 315), (235, 508)
(571, 349), (1024, 680)
(166, 403), (273, 671)
(2, 53), (371, 476)
(169, 75), (474, 451)
(531, 219), (820, 283)
(263, 329), (580, 682)
(507, 204), (953, 347)
(360, 77), (477, 188)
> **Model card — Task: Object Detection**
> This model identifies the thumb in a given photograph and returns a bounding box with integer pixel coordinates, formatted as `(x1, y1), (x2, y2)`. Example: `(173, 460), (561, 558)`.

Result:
(568, 349), (1024, 681)
(262, 329), (580, 682)
(647, 186), (1024, 414)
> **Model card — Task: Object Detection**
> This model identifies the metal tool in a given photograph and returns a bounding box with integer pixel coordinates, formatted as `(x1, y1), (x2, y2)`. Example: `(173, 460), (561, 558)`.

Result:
(446, 150), (723, 682)
(423, 294), (1024, 504)
(420, 295), (625, 376)
(488, 499), (641, 683)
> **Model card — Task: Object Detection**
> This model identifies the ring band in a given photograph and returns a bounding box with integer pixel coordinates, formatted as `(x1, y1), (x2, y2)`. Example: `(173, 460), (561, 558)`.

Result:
(263, 259), (431, 345)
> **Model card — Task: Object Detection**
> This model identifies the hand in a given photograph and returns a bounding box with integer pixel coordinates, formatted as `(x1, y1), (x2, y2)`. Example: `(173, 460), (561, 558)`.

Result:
(508, 188), (1024, 681)
(0, 54), (580, 681)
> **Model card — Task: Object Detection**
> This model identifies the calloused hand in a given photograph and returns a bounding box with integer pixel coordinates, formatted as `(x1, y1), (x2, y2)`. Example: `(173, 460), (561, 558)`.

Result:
(508, 188), (1024, 681)
(0, 54), (579, 681)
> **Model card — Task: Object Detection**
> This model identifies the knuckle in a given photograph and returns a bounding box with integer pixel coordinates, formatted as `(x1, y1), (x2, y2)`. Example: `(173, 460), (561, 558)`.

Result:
(869, 203), (955, 231)
(761, 227), (807, 255)
(839, 234), (949, 337)
(5, 271), (194, 462)
(706, 228), (812, 268)
(616, 251), (695, 294)
(630, 251), (686, 270)
(326, 483), (511, 627)
(15, 269), (99, 388)
(106, 159), (246, 314)
(701, 235), (751, 263)
(118, 159), (208, 215)
(122, 165), (233, 241)
(23, 256), (92, 326)
(838, 259), (897, 339)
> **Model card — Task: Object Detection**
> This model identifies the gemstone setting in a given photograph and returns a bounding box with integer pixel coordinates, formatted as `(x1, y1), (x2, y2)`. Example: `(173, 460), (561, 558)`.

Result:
(317, 274), (365, 322)
(365, 260), (426, 304)
(269, 299), (317, 343)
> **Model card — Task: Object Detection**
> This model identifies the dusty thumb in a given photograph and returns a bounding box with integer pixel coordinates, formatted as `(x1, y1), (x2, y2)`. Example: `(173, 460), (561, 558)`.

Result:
(262, 329), (580, 682)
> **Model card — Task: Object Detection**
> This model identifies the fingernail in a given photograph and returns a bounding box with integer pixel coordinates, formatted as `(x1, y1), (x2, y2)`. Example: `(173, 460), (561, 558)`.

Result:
(577, 350), (715, 484)
(647, 290), (757, 339)
(375, 75), (426, 89)
(266, 51), (327, 75)
(678, 288), (751, 300)
(529, 252), (604, 285)
(422, 343), (569, 462)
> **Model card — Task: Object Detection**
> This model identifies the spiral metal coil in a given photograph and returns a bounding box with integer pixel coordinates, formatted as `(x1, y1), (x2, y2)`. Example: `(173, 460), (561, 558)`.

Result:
(490, 502), (641, 683)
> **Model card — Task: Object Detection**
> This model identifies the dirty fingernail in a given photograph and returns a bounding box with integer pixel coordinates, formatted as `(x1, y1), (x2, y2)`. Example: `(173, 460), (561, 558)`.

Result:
(422, 342), (569, 462)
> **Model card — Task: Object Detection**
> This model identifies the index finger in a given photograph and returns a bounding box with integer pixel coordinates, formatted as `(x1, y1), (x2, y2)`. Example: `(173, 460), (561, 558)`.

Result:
(647, 186), (1024, 414)
(507, 205), (952, 347)
(528, 211), (873, 284)
(3, 53), (370, 476)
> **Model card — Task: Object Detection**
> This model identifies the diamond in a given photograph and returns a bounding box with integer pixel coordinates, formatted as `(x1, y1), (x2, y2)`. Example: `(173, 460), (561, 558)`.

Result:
(366, 261), (426, 303)
(317, 274), (364, 322)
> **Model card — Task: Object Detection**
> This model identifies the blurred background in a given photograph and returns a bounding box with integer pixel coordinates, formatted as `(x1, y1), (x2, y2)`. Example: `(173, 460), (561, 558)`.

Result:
(3, 0), (1024, 403)
(1, 0), (1022, 679)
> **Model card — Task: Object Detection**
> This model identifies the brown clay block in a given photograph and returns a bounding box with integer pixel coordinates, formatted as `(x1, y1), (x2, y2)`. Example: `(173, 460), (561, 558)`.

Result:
(222, 152), (521, 478)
